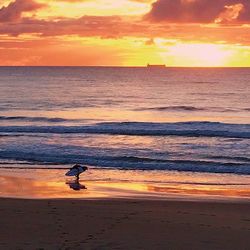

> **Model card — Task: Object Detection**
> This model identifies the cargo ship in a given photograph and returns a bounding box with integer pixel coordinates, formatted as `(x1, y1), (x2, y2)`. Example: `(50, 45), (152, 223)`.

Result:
(147, 64), (166, 69)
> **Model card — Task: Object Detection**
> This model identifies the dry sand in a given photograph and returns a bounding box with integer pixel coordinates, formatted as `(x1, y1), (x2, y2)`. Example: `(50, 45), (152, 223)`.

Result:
(0, 198), (249, 250)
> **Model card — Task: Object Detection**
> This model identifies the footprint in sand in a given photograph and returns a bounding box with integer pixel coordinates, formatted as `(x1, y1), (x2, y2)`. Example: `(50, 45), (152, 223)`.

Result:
(241, 218), (250, 222)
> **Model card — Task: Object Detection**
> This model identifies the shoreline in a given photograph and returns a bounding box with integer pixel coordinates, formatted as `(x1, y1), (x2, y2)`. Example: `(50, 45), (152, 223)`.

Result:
(1, 198), (250, 249)
(0, 168), (249, 202)
(2, 196), (250, 204)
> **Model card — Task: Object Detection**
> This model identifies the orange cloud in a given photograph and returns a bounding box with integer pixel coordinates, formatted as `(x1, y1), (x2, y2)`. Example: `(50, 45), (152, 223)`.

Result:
(0, 0), (250, 66)
(0, 14), (250, 46)
(0, 0), (46, 22)
(0, 0), (249, 46)
(215, 3), (244, 24)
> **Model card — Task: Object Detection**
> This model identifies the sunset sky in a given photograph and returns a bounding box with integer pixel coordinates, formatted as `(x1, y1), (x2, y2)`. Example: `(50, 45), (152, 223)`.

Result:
(0, 0), (250, 66)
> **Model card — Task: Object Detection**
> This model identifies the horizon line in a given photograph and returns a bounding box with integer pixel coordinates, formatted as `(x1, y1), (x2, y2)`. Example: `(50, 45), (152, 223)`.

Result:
(0, 66), (250, 68)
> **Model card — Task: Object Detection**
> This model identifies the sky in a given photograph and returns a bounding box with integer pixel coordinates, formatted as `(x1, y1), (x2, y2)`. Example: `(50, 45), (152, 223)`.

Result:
(0, 0), (250, 66)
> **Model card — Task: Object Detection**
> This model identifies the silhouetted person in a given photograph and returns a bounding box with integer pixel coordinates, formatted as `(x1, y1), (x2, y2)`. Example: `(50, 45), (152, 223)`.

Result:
(70, 164), (88, 180)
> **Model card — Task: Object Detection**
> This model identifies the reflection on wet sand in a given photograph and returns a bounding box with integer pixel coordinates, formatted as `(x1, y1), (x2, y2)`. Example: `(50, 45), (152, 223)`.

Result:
(0, 169), (249, 201)
(0, 174), (90, 199)
(147, 184), (250, 198)
(66, 179), (87, 191)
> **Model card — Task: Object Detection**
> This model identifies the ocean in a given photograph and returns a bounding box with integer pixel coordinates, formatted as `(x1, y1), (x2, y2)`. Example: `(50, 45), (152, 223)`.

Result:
(0, 67), (249, 199)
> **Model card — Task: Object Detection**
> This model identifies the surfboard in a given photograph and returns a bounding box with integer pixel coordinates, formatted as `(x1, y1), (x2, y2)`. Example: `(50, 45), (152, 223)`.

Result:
(65, 166), (87, 176)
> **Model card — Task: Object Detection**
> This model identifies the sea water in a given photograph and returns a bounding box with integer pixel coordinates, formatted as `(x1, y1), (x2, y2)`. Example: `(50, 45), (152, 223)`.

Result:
(0, 67), (249, 198)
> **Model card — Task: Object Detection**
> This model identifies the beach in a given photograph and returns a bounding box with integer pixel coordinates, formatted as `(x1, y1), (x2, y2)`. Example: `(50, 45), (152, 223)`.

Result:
(1, 198), (250, 250)
(0, 0), (250, 248)
(0, 67), (249, 249)
(1, 168), (249, 249)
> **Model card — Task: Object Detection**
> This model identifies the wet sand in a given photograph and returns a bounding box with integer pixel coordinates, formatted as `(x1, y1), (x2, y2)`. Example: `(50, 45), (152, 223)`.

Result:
(1, 169), (250, 201)
(0, 198), (250, 250)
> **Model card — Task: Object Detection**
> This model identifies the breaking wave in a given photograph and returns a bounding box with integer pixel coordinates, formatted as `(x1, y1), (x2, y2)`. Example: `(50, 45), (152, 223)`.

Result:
(0, 151), (250, 175)
(0, 150), (249, 175)
(134, 106), (249, 113)
(135, 106), (206, 112)
(0, 121), (249, 139)
(0, 115), (86, 123)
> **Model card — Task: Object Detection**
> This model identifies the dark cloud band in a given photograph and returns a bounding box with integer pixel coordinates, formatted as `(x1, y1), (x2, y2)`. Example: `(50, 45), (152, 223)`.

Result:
(0, 0), (46, 23)
(146, 0), (250, 23)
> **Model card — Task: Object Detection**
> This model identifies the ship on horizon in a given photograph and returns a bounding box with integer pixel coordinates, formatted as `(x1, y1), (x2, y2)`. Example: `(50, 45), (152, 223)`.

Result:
(147, 64), (166, 69)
